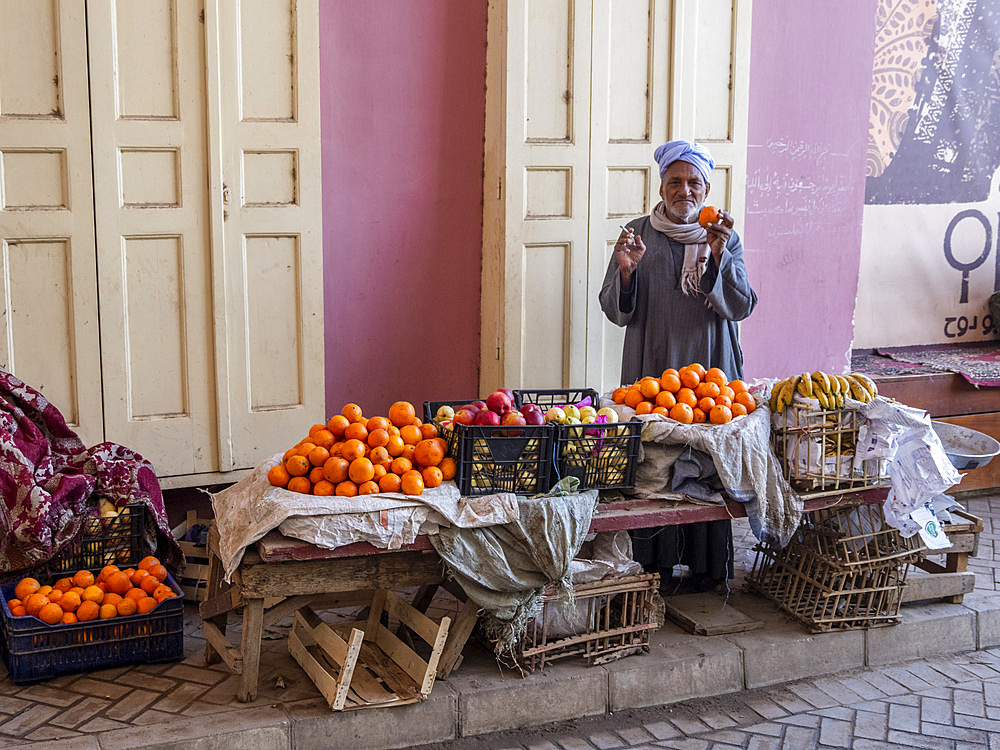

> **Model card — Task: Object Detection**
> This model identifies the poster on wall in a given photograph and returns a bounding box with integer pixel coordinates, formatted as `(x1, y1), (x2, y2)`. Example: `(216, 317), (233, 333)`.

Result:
(855, 0), (1000, 348)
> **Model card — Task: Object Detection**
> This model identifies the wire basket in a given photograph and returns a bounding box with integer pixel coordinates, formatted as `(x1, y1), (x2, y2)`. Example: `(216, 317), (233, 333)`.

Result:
(515, 573), (660, 673)
(771, 401), (888, 491)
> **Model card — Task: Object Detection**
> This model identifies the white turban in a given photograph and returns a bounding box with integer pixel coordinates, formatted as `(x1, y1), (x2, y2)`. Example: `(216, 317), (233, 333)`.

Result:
(653, 140), (715, 183)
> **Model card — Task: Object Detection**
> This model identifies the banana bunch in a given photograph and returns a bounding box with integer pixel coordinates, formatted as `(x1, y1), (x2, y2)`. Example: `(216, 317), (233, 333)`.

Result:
(769, 371), (879, 412)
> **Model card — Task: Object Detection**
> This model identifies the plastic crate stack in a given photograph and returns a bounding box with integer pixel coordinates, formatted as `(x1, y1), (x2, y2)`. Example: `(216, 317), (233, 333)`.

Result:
(745, 502), (923, 633)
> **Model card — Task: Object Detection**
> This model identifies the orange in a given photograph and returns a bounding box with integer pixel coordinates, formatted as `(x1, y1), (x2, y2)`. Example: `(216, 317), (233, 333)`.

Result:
(24, 593), (49, 617)
(307, 445), (331, 467)
(72, 570), (95, 589)
(422, 466), (443, 489)
(715, 394), (733, 408)
(349, 457), (375, 484)
(676, 388), (698, 408)
(96, 581), (107, 593)
(136, 597), (157, 614)
(728, 379), (748, 394)
(308, 466), (325, 484)
(340, 438), (366, 462)
(69, 586), (85, 598)
(379, 473), (402, 493)
(125, 588), (146, 602)
(719, 385), (735, 401)
(287, 476), (312, 494)
(687, 362), (707, 379)
(6, 599), (19, 611)
(414, 439), (445, 468)
(400, 470), (425, 496)
(388, 401), (416, 428)
(282, 447), (298, 462)
(369, 446), (391, 468)
(103, 593), (123, 608)
(293, 441), (316, 458)
(695, 381), (721, 400)
(60, 611), (78, 625)
(612, 387), (627, 404)
(341, 403), (364, 423)
(399, 424), (422, 446)
(148, 564), (168, 583)
(116, 597), (138, 617)
(659, 373), (682, 394)
(285, 454), (310, 477)
(152, 584), (175, 603)
(661, 367), (680, 379)
(140, 575), (161, 595)
(105, 571), (131, 596)
(308, 422), (327, 438)
(344, 422), (368, 442)
(358, 480), (380, 495)
(710, 405), (733, 424)
(401, 444), (417, 465)
(336, 480), (359, 497)
(56, 590), (80, 612)
(439, 457), (457, 481)
(698, 205), (719, 227)
(38, 602), (63, 625)
(10, 605), (27, 617)
(385, 435), (406, 457)
(635, 401), (654, 415)
(373, 464), (387, 479)
(391, 456), (413, 475)
(130, 569), (150, 588)
(267, 464), (291, 488)
(327, 414), (350, 437)
(38, 585), (52, 596)
(652, 406), (670, 417)
(655, 391), (677, 409)
(99, 603), (118, 620)
(731, 402), (748, 417)
(679, 368), (701, 389)
(367, 428), (389, 449)
(669, 403), (694, 424)
(366, 416), (391, 433)
(638, 377), (661, 399)
(76, 600), (99, 621)
(14, 578), (40, 602)
(99, 565), (120, 582)
(323, 456), (350, 483)
(311, 429), (335, 449)
(624, 386), (645, 409)
(53, 577), (74, 593)
(82, 585), (104, 605)
(705, 367), (727, 386)
(697, 397), (716, 412)
(313, 479), (336, 496)
(419, 423), (438, 440)
(734, 391), (756, 413)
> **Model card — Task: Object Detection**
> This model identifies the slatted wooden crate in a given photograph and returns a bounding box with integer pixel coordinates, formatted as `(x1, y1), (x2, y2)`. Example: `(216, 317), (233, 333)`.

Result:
(170, 510), (211, 602)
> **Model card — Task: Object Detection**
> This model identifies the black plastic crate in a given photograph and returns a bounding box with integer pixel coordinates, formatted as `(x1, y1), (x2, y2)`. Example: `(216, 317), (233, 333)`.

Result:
(551, 418), (642, 490)
(0, 570), (184, 683)
(50, 502), (151, 574)
(452, 424), (554, 496)
(423, 395), (524, 424)
(515, 388), (600, 411)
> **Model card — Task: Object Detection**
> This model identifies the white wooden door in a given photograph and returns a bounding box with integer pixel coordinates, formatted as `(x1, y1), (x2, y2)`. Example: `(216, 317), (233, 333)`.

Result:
(87, 0), (218, 478)
(484, 0), (753, 395)
(214, 0), (324, 469)
(0, 0), (103, 443)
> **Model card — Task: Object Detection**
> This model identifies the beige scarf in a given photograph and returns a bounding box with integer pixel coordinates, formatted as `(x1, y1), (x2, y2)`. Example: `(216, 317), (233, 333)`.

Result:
(649, 201), (710, 297)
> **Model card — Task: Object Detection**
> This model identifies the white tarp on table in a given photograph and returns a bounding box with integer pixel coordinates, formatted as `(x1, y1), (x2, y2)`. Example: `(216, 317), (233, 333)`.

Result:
(211, 453), (519, 581)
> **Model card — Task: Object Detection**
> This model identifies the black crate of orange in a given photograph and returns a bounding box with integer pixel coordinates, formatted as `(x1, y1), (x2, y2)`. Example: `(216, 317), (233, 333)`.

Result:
(551, 418), (642, 491)
(450, 424), (554, 496)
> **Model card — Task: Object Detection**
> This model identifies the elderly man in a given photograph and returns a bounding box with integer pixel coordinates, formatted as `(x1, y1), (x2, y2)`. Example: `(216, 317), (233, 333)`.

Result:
(599, 139), (757, 592)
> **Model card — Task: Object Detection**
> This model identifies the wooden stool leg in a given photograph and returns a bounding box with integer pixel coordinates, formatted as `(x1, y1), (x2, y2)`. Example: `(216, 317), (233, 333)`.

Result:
(437, 597), (479, 679)
(945, 549), (970, 604)
(202, 538), (228, 666)
(237, 597), (265, 702)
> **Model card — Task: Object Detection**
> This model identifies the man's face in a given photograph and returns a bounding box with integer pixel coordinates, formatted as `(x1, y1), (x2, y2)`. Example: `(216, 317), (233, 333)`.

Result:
(659, 161), (710, 223)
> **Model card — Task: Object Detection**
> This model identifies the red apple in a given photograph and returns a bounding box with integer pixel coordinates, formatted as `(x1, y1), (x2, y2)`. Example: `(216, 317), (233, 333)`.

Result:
(521, 403), (542, 415)
(499, 388), (516, 403)
(523, 410), (544, 426)
(501, 410), (526, 426)
(472, 400), (488, 411)
(453, 409), (476, 426)
(460, 403), (481, 414)
(474, 409), (501, 426)
(486, 390), (513, 414)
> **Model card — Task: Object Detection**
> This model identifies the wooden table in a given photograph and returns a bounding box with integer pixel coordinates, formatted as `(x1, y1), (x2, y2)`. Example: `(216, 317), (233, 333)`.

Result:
(200, 487), (888, 702)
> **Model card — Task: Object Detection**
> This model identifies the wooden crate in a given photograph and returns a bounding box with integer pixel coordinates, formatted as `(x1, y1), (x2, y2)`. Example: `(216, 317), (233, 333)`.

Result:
(903, 509), (984, 604)
(288, 590), (451, 711)
(170, 510), (211, 602)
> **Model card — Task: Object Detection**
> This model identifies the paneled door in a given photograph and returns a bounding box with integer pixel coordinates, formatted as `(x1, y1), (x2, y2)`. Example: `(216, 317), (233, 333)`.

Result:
(0, 0), (103, 445)
(483, 0), (752, 396)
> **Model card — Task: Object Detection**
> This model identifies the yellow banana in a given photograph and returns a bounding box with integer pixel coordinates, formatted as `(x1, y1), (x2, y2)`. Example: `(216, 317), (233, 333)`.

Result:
(814, 388), (831, 410)
(769, 377), (788, 411)
(836, 375), (852, 396)
(850, 372), (878, 398)
(797, 373), (813, 398)
(828, 373), (841, 395)
(774, 378), (794, 413)
(811, 371), (831, 394)
(845, 376), (869, 402)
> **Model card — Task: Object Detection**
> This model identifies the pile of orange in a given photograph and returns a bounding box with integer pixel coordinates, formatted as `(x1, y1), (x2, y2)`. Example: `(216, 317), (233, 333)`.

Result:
(6, 556), (176, 626)
(267, 401), (457, 497)
(612, 363), (756, 425)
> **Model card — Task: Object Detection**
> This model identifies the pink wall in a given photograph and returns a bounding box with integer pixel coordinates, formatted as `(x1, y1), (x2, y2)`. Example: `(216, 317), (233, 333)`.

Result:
(740, 0), (879, 378)
(319, 1), (487, 417)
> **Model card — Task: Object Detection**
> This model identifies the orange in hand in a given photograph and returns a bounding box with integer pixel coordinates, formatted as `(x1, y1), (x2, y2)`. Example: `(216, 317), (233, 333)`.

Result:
(698, 206), (719, 228)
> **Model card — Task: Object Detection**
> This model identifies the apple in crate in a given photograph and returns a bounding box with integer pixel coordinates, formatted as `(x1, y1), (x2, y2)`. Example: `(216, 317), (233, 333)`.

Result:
(523, 409), (544, 426)
(474, 409), (501, 426)
(486, 390), (513, 415)
(453, 409), (476, 426)
(501, 410), (526, 426)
